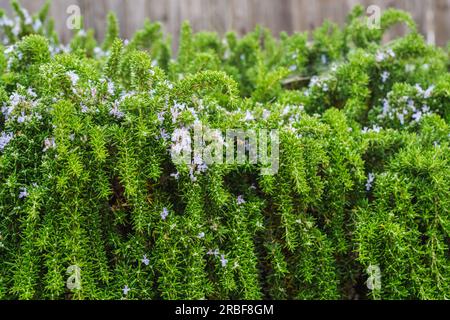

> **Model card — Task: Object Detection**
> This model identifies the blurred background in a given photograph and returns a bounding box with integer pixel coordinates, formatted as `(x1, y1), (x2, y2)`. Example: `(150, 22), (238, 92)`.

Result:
(1, 0), (449, 46)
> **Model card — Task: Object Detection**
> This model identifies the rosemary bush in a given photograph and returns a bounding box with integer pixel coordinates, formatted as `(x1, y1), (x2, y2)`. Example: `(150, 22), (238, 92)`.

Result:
(0, 1), (449, 300)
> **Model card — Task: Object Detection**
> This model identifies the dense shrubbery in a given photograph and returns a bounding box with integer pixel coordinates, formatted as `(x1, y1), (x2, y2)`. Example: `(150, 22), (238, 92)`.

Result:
(0, 1), (449, 300)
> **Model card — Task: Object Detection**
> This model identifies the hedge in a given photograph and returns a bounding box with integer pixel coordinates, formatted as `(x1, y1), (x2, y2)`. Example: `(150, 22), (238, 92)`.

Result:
(0, 1), (449, 300)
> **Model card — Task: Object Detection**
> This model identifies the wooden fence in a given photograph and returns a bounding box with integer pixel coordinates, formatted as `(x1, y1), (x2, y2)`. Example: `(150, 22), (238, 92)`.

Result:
(1, 0), (449, 47)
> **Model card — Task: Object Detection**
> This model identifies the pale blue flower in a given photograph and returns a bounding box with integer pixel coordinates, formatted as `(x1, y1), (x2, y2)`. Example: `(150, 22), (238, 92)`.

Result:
(382, 99), (390, 115)
(366, 173), (375, 191)
(220, 254), (228, 267)
(423, 85), (434, 99)
(372, 125), (381, 133)
(160, 128), (170, 141)
(244, 110), (254, 121)
(0, 132), (14, 151)
(122, 285), (130, 295)
(207, 249), (219, 256)
(381, 71), (390, 83)
(237, 195), (246, 205)
(66, 71), (79, 86)
(397, 113), (405, 125)
(141, 255), (150, 266)
(197, 163), (208, 173)
(375, 51), (385, 62)
(43, 137), (56, 152)
(17, 111), (26, 123)
(110, 102), (124, 119)
(412, 111), (422, 122)
(157, 111), (165, 123)
(19, 187), (28, 199)
(386, 48), (396, 58)
(107, 82), (115, 95)
(193, 154), (203, 165)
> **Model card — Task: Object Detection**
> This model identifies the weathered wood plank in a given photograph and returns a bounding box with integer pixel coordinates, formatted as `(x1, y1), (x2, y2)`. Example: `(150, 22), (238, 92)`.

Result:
(0, 0), (448, 46)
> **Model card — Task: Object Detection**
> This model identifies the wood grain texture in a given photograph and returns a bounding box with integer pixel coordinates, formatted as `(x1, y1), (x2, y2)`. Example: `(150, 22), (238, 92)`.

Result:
(0, 0), (449, 46)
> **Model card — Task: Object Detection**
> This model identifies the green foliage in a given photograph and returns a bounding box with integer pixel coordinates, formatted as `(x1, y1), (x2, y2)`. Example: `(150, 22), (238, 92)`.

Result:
(0, 1), (449, 300)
